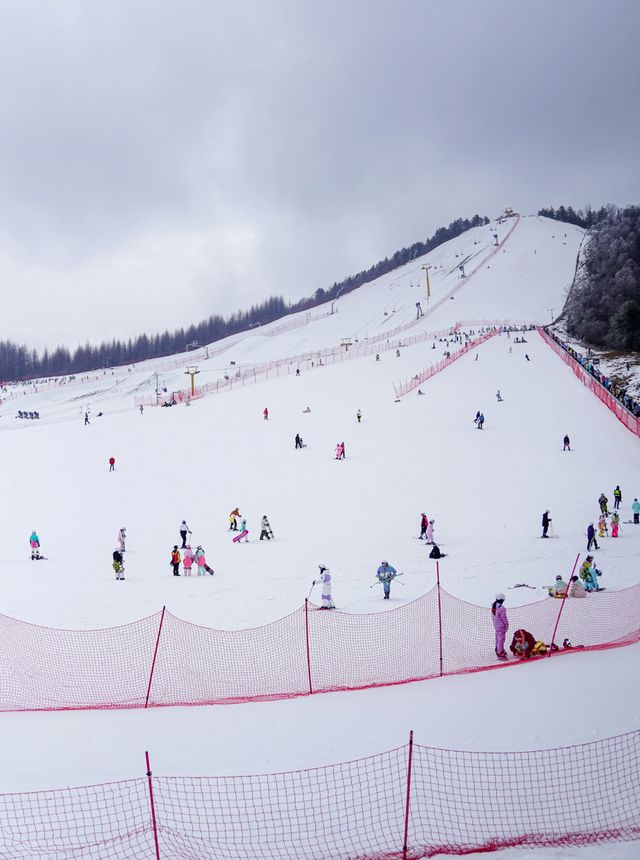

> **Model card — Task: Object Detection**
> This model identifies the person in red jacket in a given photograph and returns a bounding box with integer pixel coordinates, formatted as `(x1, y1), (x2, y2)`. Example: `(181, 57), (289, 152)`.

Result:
(263, 407), (269, 420)
(419, 513), (429, 540)
(109, 457), (115, 472)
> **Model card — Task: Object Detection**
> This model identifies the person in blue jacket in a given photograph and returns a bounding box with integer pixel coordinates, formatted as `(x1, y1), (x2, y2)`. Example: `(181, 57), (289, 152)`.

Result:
(376, 561), (397, 599)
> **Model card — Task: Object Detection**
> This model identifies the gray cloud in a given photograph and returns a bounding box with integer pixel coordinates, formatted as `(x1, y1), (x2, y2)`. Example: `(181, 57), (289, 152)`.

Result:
(0, 0), (638, 348)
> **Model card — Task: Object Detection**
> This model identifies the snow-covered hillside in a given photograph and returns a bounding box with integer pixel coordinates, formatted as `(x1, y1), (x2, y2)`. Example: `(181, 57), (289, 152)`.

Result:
(1, 214), (638, 860)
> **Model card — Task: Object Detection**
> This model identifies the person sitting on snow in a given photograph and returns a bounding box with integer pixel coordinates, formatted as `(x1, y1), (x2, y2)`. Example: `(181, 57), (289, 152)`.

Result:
(547, 575), (568, 598)
(569, 575), (586, 598)
(429, 543), (446, 559)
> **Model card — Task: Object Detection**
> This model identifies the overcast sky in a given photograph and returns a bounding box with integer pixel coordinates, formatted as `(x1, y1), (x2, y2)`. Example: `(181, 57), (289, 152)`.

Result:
(1, 0), (638, 349)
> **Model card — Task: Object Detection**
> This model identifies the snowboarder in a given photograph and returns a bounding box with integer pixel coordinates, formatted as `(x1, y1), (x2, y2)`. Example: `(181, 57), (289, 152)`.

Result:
(117, 527), (126, 553)
(429, 544), (446, 559)
(170, 546), (181, 576)
(303, 406), (311, 413)
(613, 486), (622, 509)
(295, 433), (303, 449)
(356, 409), (362, 423)
(229, 507), (241, 531)
(259, 515), (273, 540)
(586, 522), (599, 551)
(183, 545), (194, 575)
(419, 513), (429, 540)
(541, 510), (551, 538)
(611, 512), (620, 538)
(194, 545), (214, 575)
(598, 514), (609, 538)
(263, 407), (269, 420)
(318, 565), (335, 609)
(376, 561), (397, 599)
(29, 530), (42, 560)
(563, 435), (571, 451)
(109, 456), (115, 472)
(425, 518), (435, 545)
(496, 390), (502, 402)
(633, 498), (640, 525)
(112, 549), (125, 580)
(598, 493), (608, 515)
(547, 575), (568, 598)
(233, 518), (249, 542)
(179, 520), (192, 548)
(491, 594), (509, 659)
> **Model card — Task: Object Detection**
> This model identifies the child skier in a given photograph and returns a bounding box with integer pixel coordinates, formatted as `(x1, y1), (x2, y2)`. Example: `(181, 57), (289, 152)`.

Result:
(170, 546), (181, 576)
(29, 530), (42, 560)
(491, 594), (509, 659)
(611, 512), (620, 538)
(425, 518), (435, 545)
(318, 565), (335, 609)
(376, 561), (397, 600)
(117, 527), (126, 553)
(112, 549), (125, 581)
(598, 514), (609, 538)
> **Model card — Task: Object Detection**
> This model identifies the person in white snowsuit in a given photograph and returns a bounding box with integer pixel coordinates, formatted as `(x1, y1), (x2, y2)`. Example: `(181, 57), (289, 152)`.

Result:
(425, 519), (435, 544)
(179, 520), (192, 548)
(318, 565), (334, 609)
(117, 527), (126, 553)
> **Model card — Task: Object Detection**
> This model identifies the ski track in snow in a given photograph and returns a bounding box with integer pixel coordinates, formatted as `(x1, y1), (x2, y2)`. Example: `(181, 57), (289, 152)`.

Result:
(0, 216), (637, 859)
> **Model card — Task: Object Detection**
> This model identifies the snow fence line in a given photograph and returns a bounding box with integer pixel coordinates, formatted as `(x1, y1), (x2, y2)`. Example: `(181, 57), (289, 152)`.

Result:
(1, 575), (639, 712)
(538, 327), (640, 438)
(1, 730), (639, 859)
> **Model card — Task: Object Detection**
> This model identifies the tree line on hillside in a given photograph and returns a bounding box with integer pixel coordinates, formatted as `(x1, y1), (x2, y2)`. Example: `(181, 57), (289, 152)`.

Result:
(565, 206), (640, 350)
(537, 204), (615, 229)
(0, 214), (489, 381)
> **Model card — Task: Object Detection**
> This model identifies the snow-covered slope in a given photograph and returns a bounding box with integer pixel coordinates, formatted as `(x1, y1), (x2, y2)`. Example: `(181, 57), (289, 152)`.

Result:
(1, 214), (638, 860)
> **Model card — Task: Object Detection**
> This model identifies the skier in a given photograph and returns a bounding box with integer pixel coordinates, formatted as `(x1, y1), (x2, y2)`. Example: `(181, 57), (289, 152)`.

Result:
(339, 442), (346, 459)
(29, 530), (42, 560)
(318, 565), (335, 609)
(415, 301), (423, 319)
(474, 411), (480, 425)
(259, 515), (273, 541)
(613, 486), (622, 510)
(229, 507), (241, 531)
(356, 409), (362, 423)
(496, 390), (502, 402)
(478, 413), (485, 429)
(112, 549), (125, 581)
(375, 354), (380, 361)
(598, 514), (609, 538)
(335, 442), (343, 460)
(563, 435), (571, 451)
(183, 545), (194, 575)
(117, 527), (126, 553)
(541, 510), (551, 538)
(84, 412), (90, 425)
(419, 513), (429, 540)
(491, 593), (509, 659)
(263, 407), (269, 420)
(598, 493), (608, 515)
(633, 498), (640, 525)
(109, 456), (115, 472)
(179, 520), (192, 548)
(525, 354), (530, 361)
(303, 406), (311, 413)
(139, 404), (144, 415)
(611, 512), (620, 538)
(586, 522), (599, 551)
(425, 518), (435, 545)
(376, 561), (397, 599)
(170, 546), (181, 576)
(295, 433), (303, 449)
(396, 349), (400, 357)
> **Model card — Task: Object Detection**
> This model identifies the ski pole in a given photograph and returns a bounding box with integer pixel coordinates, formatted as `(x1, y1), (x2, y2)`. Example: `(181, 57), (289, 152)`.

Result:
(307, 580), (317, 599)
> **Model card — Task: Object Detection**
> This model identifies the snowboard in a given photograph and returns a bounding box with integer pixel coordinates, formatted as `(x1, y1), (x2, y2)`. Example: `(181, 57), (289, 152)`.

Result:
(233, 530), (249, 543)
(204, 564), (214, 575)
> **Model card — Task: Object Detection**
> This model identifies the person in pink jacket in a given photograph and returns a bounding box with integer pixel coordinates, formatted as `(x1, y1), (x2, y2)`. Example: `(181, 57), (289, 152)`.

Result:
(183, 545), (194, 576)
(491, 593), (509, 659)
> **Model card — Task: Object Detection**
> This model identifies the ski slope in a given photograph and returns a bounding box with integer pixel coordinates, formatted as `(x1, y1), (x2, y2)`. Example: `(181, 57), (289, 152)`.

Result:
(0, 214), (638, 859)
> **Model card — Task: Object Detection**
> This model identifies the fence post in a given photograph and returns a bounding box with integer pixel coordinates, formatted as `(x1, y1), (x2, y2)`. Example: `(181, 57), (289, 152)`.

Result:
(304, 599), (313, 694)
(436, 562), (444, 677)
(145, 606), (166, 708)
(549, 554), (580, 654)
(145, 751), (161, 860)
(402, 730), (414, 860)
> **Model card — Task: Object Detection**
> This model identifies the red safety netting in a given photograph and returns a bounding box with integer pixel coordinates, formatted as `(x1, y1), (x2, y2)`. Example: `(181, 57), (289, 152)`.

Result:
(538, 327), (640, 437)
(0, 580), (639, 712)
(1, 732), (639, 859)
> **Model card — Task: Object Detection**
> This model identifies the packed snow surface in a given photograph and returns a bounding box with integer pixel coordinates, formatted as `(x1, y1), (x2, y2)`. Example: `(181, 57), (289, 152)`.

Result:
(0, 215), (638, 859)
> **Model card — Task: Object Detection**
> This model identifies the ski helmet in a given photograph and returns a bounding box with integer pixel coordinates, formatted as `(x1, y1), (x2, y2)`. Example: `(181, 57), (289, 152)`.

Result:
(495, 593), (505, 602)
